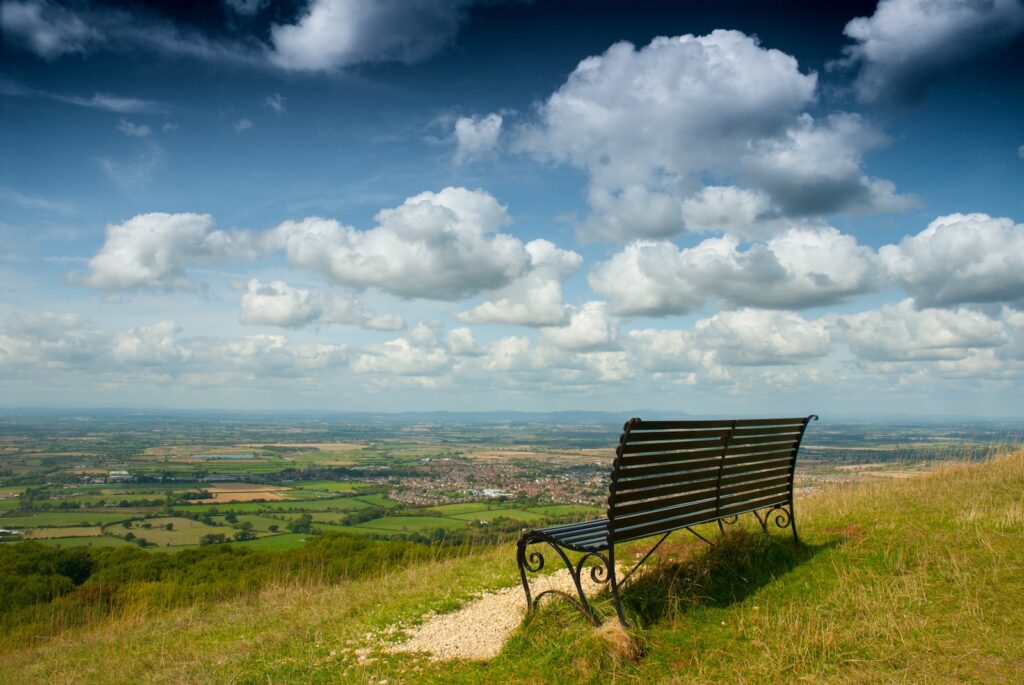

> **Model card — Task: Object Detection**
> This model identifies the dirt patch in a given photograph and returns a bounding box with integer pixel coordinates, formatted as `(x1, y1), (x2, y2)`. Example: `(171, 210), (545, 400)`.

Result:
(189, 484), (290, 503)
(383, 567), (617, 661)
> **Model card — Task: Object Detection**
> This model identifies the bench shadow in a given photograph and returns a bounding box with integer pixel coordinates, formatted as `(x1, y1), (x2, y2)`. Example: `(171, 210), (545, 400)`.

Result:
(613, 528), (841, 627)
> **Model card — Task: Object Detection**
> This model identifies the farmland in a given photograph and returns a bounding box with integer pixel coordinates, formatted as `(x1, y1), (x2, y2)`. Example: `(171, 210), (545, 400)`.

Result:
(1, 410), (1020, 553)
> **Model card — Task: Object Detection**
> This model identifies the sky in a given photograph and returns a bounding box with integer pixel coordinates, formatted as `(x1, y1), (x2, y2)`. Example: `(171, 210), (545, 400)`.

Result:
(1, 0), (1023, 416)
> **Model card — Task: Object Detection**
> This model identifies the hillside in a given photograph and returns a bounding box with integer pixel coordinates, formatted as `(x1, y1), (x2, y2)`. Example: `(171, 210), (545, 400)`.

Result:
(3, 450), (1022, 684)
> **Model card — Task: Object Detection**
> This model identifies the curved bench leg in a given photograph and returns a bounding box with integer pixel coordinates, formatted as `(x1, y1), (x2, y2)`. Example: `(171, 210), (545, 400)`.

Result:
(765, 503), (800, 545)
(517, 531), (607, 626)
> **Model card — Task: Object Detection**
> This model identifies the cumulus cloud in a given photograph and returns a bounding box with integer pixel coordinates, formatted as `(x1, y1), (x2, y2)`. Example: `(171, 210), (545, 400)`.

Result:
(694, 309), (831, 365)
(453, 113), (503, 165)
(0, 312), (101, 368)
(880, 213), (1024, 308)
(112, 321), (191, 365)
(215, 334), (348, 376)
(271, 187), (531, 300)
(238, 279), (407, 330)
(269, 0), (474, 71)
(1, 0), (99, 59)
(627, 329), (706, 373)
(840, 0), (1024, 104)
(833, 299), (1008, 361)
(589, 227), (882, 316)
(352, 337), (448, 376)
(455, 239), (582, 326)
(517, 30), (911, 239)
(540, 301), (617, 351)
(446, 326), (479, 356)
(73, 212), (260, 292)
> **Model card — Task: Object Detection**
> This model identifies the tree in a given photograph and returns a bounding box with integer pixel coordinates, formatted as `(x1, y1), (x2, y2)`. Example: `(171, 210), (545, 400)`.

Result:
(268, 524), (279, 533)
(287, 513), (314, 534)
(225, 513), (238, 524)
(199, 533), (227, 546)
(164, 522), (174, 531)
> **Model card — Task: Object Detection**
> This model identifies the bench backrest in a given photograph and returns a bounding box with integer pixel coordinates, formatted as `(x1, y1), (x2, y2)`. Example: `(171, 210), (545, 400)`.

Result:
(607, 416), (816, 544)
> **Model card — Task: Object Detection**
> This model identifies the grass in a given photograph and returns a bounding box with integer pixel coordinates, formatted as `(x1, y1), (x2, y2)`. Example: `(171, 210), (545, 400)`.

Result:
(105, 517), (227, 547)
(2, 450), (1022, 683)
(351, 516), (466, 533)
(0, 512), (133, 528)
(33, 536), (133, 548)
(25, 526), (103, 539)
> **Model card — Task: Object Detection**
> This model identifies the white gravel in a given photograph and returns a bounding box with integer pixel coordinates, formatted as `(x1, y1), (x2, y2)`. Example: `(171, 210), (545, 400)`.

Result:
(384, 567), (612, 661)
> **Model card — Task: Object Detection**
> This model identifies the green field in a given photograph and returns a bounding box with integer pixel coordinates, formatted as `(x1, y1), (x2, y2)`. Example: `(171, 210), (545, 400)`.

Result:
(450, 509), (546, 522)
(26, 526), (102, 539)
(104, 517), (228, 547)
(424, 502), (499, 515)
(180, 497), (372, 514)
(0, 512), (134, 527)
(352, 515), (466, 533)
(350, 494), (399, 508)
(525, 504), (601, 516)
(34, 535), (133, 548)
(210, 514), (289, 532)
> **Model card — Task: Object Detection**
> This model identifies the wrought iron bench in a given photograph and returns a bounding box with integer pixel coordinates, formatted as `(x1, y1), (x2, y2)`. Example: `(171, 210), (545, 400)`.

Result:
(516, 415), (818, 627)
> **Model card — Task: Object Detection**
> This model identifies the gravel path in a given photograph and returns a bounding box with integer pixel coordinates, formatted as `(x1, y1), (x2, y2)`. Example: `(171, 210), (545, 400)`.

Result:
(385, 567), (611, 661)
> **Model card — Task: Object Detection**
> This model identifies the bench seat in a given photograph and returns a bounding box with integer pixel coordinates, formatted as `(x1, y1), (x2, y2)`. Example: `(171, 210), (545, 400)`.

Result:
(516, 415), (817, 627)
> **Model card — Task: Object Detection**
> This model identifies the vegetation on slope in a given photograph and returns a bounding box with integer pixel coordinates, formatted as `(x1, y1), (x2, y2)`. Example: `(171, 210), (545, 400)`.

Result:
(1, 450), (1022, 684)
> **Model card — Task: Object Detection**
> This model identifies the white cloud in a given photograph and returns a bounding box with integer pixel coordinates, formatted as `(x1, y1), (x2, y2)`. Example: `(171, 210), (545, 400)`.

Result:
(364, 313), (406, 331)
(112, 321), (191, 365)
(96, 139), (163, 191)
(540, 301), (617, 351)
(1, 0), (99, 59)
(455, 239), (582, 326)
(215, 334), (348, 375)
(589, 227), (882, 316)
(263, 93), (285, 114)
(880, 213), (1024, 307)
(117, 119), (151, 137)
(516, 30), (911, 239)
(269, 0), (473, 72)
(740, 113), (916, 217)
(0, 312), (101, 368)
(351, 337), (448, 376)
(627, 329), (706, 373)
(73, 212), (260, 292)
(238, 278), (408, 330)
(833, 299), (1008, 361)
(694, 309), (831, 365)
(841, 0), (1024, 104)
(481, 335), (533, 373)
(454, 113), (503, 165)
(234, 118), (254, 133)
(446, 326), (479, 356)
(239, 279), (325, 328)
(271, 187), (532, 300)
(1019, 144), (1024, 159)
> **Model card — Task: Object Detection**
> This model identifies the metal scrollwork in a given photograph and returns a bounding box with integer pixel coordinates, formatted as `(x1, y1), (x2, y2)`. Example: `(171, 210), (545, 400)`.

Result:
(768, 505), (792, 529)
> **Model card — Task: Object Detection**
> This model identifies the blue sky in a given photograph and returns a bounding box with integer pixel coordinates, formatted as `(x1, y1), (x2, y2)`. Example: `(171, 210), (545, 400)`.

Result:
(1, 0), (1023, 416)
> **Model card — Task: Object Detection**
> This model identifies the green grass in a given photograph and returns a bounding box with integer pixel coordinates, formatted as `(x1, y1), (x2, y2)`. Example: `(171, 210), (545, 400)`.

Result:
(351, 494), (399, 508)
(107, 517), (228, 547)
(210, 514), (289, 532)
(0, 512), (134, 527)
(525, 504), (601, 516)
(2, 451), (1023, 683)
(180, 497), (373, 514)
(352, 516), (466, 533)
(424, 502), (504, 515)
(31, 535), (133, 548)
(449, 509), (547, 523)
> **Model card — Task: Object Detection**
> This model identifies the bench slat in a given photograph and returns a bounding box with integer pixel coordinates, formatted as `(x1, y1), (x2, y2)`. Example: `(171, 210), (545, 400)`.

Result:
(612, 483), (792, 532)
(624, 428), (731, 443)
(612, 491), (792, 542)
(613, 454), (792, 492)
(621, 437), (726, 456)
(616, 447), (796, 478)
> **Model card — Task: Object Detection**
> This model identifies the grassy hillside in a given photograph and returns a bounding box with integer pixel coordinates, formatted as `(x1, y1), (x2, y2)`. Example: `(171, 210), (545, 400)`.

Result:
(3, 450), (1022, 684)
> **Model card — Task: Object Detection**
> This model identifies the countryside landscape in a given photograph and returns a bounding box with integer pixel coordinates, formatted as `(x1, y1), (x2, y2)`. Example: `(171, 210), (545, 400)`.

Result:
(3, 0), (1024, 682)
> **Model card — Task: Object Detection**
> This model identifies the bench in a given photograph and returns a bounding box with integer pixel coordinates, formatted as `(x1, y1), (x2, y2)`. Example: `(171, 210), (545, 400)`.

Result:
(516, 415), (818, 627)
